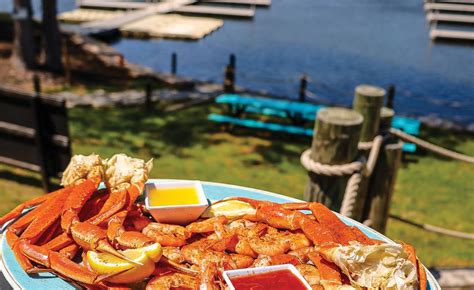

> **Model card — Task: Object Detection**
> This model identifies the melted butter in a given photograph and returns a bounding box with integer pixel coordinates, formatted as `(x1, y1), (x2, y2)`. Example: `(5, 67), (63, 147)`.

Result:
(148, 187), (199, 206)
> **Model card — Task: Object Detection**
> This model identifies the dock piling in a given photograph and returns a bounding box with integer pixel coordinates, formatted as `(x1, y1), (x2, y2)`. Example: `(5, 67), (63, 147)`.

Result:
(386, 85), (395, 109)
(299, 75), (307, 102)
(171, 52), (177, 75)
(229, 53), (236, 69)
(224, 64), (235, 93)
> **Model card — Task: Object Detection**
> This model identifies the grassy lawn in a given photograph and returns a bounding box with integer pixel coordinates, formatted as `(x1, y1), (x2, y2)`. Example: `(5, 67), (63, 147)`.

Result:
(0, 104), (472, 267)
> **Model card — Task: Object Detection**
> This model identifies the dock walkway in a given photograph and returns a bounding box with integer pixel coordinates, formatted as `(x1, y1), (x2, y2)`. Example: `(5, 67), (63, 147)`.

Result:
(427, 12), (474, 23)
(424, 3), (474, 12)
(81, 0), (196, 31)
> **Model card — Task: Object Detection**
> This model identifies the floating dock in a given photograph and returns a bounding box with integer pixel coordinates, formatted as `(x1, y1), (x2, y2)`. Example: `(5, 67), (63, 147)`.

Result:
(424, 3), (474, 12)
(120, 14), (223, 40)
(427, 13), (474, 23)
(430, 29), (474, 40)
(175, 5), (255, 18)
(67, 0), (270, 39)
(423, 0), (474, 42)
(60, 9), (223, 40)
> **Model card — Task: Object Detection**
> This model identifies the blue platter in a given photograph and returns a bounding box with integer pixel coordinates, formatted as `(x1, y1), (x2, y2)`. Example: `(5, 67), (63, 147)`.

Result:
(1, 180), (440, 289)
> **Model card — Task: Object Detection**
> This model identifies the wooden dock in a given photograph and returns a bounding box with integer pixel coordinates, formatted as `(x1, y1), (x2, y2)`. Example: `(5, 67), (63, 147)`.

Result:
(81, 0), (196, 30)
(430, 29), (474, 40)
(424, 3), (474, 12)
(425, 0), (474, 4)
(427, 13), (474, 23)
(201, 0), (271, 6)
(175, 5), (255, 18)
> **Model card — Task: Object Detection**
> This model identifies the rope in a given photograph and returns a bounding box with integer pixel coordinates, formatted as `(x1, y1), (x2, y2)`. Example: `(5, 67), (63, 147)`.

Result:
(300, 150), (364, 176)
(389, 214), (474, 240)
(339, 173), (362, 217)
(301, 135), (383, 218)
(390, 128), (474, 164)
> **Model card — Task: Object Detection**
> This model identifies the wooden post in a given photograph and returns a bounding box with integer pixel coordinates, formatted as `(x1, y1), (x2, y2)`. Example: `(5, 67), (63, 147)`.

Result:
(223, 64), (235, 93)
(229, 53), (236, 69)
(353, 85), (385, 142)
(63, 38), (71, 86)
(299, 75), (307, 102)
(380, 107), (395, 132)
(365, 141), (403, 233)
(145, 80), (152, 112)
(304, 107), (363, 211)
(171, 52), (177, 75)
(386, 85), (395, 109)
(32, 76), (51, 192)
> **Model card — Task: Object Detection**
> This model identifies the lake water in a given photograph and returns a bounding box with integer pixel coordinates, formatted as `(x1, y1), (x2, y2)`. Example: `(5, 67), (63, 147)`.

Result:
(3, 0), (474, 127)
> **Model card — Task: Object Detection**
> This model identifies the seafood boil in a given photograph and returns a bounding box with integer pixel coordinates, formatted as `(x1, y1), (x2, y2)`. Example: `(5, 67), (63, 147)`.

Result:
(0, 154), (427, 289)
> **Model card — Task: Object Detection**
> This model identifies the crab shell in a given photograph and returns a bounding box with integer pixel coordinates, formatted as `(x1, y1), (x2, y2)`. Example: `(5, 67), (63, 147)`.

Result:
(105, 154), (153, 192)
(320, 242), (419, 290)
(61, 154), (105, 187)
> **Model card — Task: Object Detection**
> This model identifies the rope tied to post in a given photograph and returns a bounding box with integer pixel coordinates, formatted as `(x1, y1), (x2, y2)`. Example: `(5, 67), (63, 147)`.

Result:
(300, 135), (384, 217)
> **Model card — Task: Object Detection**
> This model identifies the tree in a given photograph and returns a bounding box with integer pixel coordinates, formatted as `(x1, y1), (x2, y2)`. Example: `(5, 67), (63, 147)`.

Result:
(11, 0), (36, 69)
(41, 0), (62, 72)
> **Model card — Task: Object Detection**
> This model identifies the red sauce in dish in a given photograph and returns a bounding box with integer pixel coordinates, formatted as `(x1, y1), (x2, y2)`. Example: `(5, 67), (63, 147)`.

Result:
(229, 269), (307, 290)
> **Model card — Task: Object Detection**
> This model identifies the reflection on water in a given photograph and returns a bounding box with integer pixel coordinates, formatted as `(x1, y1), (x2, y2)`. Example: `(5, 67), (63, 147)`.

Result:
(2, 0), (474, 126)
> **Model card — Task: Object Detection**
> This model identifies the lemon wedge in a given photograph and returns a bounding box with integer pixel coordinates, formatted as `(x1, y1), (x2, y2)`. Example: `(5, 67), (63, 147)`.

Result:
(201, 200), (256, 218)
(87, 243), (162, 284)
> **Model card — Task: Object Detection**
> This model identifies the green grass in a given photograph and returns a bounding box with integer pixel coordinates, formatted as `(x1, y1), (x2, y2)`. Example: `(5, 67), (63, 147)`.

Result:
(0, 104), (472, 267)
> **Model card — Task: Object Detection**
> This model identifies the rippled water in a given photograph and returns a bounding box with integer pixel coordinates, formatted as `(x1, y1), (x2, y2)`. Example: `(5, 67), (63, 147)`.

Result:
(3, 0), (474, 126)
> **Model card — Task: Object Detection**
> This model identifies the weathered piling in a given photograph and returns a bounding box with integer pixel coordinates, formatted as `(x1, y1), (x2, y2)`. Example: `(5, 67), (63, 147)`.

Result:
(386, 85), (395, 109)
(171, 52), (177, 75)
(229, 53), (236, 69)
(299, 75), (307, 102)
(365, 140), (403, 233)
(224, 64), (235, 93)
(380, 107), (395, 132)
(353, 85), (385, 142)
(304, 107), (363, 211)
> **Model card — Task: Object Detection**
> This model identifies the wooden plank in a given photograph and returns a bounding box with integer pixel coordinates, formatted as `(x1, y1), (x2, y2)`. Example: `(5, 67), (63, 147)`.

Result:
(78, 0), (149, 9)
(427, 13), (474, 23)
(201, 0), (271, 6)
(81, 0), (197, 30)
(175, 5), (255, 18)
(428, 0), (474, 4)
(424, 3), (474, 12)
(430, 28), (474, 40)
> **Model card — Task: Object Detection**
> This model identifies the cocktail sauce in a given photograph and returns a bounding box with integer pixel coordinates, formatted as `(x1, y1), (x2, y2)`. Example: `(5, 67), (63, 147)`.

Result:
(229, 269), (308, 290)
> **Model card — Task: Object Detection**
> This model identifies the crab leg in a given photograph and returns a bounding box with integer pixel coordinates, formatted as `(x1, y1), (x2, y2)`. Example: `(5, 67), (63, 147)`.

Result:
(18, 240), (105, 284)
(0, 187), (69, 226)
(107, 210), (153, 249)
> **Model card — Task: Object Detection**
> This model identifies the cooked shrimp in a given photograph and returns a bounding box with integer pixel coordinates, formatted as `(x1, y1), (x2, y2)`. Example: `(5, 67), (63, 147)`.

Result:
(146, 273), (198, 290)
(248, 224), (290, 256)
(142, 222), (191, 247)
(186, 216), (228, 234)
(284, 231), (312, 251)
(296, 264), (321, 288)
(162, 246), (185, 264)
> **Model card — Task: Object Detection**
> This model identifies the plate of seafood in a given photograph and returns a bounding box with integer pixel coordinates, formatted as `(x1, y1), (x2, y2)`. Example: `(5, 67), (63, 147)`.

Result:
(0, 154), (440, 289)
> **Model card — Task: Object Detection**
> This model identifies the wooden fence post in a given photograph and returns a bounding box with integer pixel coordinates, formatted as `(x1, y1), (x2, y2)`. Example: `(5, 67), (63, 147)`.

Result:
(171, 52), (177, 75)
(304, 107), (363, 211)
(224, 64), (235, 93)
(386, 84), (395, 109)
(353, 84), (385, 142)
(229, 53), (236, 70)
(365, 140), (403, 233)
(380, 107), (395, 132)
(32, 75), (51, 192)
(349, 85), (386, 220)
(299, 75), (307, 102)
